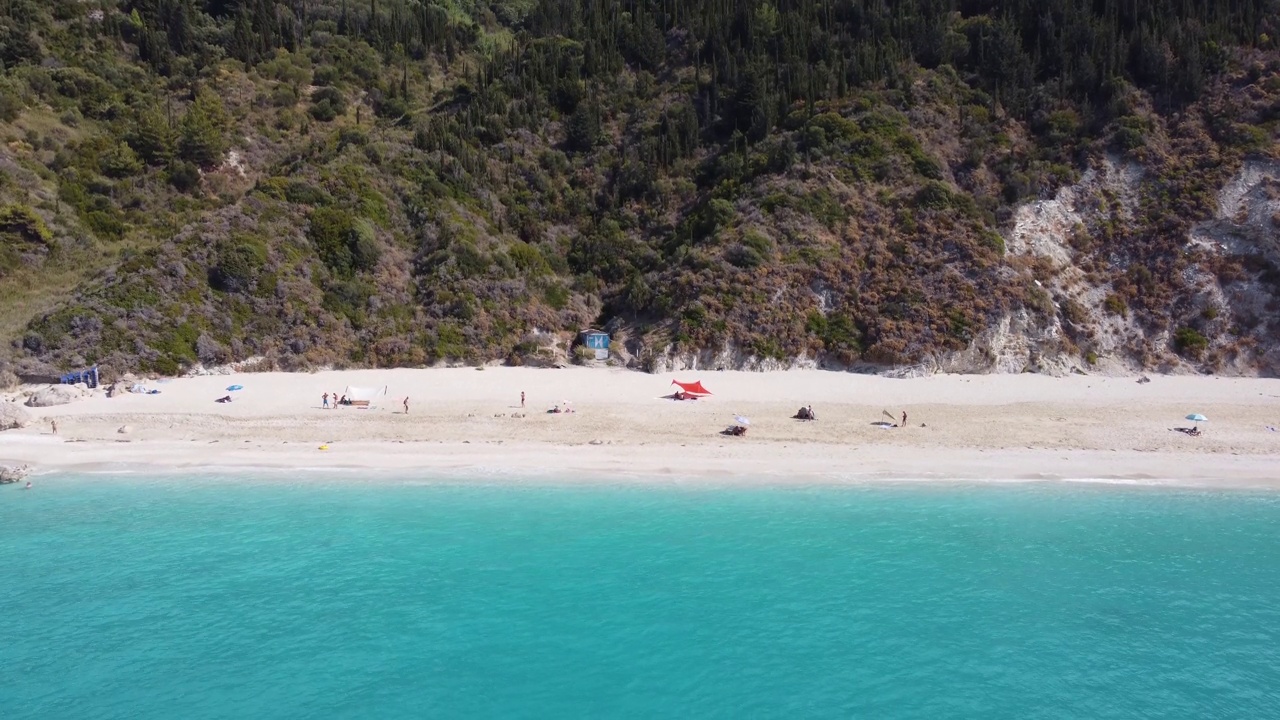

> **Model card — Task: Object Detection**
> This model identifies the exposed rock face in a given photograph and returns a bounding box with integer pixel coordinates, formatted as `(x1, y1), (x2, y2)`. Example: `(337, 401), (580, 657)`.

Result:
(0, 401), (32, 431)
(968, 156), (1280, 377)
(24, 385), (84, 407)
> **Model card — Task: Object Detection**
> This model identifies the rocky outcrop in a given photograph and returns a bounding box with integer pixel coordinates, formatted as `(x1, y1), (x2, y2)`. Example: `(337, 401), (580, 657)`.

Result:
(24, 384), (87, 407)
(0, 464), (32, 483)
(0, 401), (32, 430)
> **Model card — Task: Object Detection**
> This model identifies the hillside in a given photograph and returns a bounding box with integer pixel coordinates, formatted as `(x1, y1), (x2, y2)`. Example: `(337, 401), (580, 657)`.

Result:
(1, 0), (1279, 381)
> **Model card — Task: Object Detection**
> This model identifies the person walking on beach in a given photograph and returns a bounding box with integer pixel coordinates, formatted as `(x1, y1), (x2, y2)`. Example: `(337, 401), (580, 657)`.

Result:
(50, 419), (57, 435)
(521, 391), (525, 408)
(403, 396), (410, 415)
(322, 392), (330, 409)
(901, 410), (908, 427)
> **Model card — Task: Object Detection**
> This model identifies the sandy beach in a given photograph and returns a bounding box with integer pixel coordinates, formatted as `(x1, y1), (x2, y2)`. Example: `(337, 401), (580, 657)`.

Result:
(3, 367), (1279, 486)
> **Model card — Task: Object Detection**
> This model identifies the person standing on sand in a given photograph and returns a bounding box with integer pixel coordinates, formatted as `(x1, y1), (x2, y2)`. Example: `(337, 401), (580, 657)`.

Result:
(403, 397), (410, 415)
(902, 410), (908, 427)
(51, 419), (57, 435)
(322, 393), (330, 409)
(521, 391), (525, 408)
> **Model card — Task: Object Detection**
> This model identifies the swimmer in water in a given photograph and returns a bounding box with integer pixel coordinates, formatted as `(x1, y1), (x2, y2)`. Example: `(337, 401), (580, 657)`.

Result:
(24, 481), (32, 489)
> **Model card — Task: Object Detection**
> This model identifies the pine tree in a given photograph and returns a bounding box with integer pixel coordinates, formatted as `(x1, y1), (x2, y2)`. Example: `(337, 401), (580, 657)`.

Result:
(178, 88), (232, 167)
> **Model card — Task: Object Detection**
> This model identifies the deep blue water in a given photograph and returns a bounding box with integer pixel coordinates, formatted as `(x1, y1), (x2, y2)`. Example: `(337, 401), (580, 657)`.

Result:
(2, 476), (1279, 719)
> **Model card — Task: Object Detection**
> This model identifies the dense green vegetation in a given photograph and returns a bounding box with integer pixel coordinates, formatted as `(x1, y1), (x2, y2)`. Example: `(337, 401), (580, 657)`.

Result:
(1, 0), (1278, 376)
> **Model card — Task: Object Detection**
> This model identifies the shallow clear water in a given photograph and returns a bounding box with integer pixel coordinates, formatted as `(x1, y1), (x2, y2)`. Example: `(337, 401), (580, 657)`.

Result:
(2, 476), (1279, 719)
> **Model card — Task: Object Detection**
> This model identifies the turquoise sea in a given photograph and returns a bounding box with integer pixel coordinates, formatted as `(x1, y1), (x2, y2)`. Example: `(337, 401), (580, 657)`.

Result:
(2, 476), (1279, 719)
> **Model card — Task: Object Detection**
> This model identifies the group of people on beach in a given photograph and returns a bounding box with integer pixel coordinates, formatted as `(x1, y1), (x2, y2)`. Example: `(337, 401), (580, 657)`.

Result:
(321, 392), (358, 409)
(319, 391), (528, 415)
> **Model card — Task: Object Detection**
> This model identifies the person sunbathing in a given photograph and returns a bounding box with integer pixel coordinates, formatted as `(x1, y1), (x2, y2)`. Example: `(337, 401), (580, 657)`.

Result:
(215, 395), (232, 403)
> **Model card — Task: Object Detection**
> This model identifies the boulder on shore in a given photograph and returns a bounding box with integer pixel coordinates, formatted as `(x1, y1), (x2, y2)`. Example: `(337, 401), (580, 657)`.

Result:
(0, 464), (31, 483)
(0, 401), (32, 431)
(24, 385), (82, 408)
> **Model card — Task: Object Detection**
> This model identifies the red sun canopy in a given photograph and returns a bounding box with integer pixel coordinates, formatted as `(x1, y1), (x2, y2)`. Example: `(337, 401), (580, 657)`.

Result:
(671, 380), (712, 396)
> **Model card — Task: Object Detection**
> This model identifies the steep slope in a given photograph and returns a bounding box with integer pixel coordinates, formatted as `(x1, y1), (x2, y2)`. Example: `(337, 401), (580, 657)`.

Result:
(1, 0), (1279, 380)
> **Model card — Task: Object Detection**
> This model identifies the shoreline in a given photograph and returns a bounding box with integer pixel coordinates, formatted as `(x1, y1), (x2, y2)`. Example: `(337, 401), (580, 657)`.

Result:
(6, 440), (1280, 490)
(3, 366), (1279, 488)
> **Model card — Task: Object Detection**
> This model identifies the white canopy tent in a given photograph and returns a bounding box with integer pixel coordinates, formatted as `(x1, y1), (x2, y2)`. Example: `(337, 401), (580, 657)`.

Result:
(342, 385), (388, 408)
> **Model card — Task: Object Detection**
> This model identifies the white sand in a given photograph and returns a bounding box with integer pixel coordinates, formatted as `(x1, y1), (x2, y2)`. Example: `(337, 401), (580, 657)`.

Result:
(3, 367), (1279, 487)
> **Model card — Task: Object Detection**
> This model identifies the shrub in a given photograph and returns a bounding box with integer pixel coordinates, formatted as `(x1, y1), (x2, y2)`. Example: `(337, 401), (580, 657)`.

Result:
(806, 112), (859, 142)
(0, 204), (54, 245)
(508, 242), (550, 275)
(742, 229), (772, 257)
(84, 210), (126, 240)
(270, 84), (298, 108)
(0, 79), (22, 122)
(544, 283), (570, 309)
(727, 243), (764, 268)
(350, 220), (381, 271)
(128, 110), (174, 164)
(100, 142), (143, 178)
(168, 161), (201, 192)
(309, 208), (379, 278)
(565, 103), (600, 152)
(209, 237), (268, 293)
(323, 279), (375, 327)
(1173, 327), (1208, 356)
(309, 87), (346, 122)
(375, 95), (410, 123)
(822, 314), (862, 359)
(312, 65), (340, 86)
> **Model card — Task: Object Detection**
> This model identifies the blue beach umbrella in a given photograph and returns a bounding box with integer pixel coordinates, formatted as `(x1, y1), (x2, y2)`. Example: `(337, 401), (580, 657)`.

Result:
(226, 384), (244, 392)
(1186, 413), (1207, 423)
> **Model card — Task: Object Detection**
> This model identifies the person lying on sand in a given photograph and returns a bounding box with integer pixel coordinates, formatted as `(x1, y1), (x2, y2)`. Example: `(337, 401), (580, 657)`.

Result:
(215, 395), (233, 403)
(720, 425), (747, 436)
